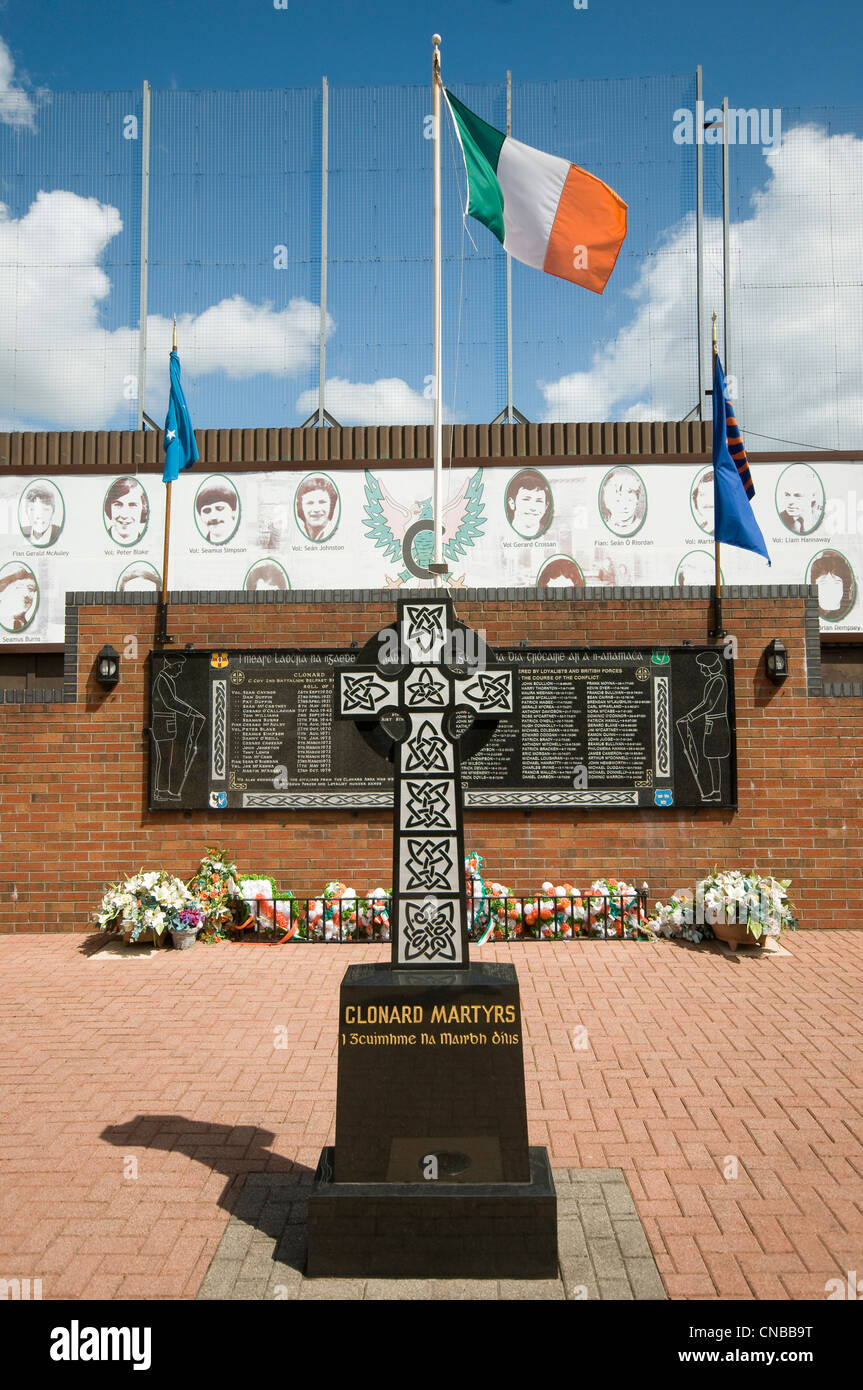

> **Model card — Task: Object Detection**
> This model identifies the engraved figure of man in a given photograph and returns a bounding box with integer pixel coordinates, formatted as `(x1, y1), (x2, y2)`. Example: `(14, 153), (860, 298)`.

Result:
(677, 652), (729, 802)
(151, 655), (205, 799)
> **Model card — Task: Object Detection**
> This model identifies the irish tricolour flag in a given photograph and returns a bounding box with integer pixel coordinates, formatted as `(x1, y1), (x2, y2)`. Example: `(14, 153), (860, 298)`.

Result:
(444, 90), (627, 295)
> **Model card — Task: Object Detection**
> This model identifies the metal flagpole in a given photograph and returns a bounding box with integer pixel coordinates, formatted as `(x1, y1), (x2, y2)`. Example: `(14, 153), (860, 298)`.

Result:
(696, 65), (705, 421)
(430, 34), (446, 590)
(137, 79), (151, 431)
(506, 68), (513, 424)
(318, 76), (329, 427)
(711, 312), (725, 639)
(158, 316), (177, 645)
(721, 96), (730, 374)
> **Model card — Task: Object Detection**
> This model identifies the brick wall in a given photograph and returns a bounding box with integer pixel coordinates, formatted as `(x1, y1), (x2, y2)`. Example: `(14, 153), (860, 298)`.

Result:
(1, 588), (857, 931)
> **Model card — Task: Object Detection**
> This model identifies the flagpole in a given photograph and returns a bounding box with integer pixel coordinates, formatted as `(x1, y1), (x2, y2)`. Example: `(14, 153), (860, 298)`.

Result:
(158, 317), (177, 645)
(711, 312), (725, 639)
(430, 33), (446, 590)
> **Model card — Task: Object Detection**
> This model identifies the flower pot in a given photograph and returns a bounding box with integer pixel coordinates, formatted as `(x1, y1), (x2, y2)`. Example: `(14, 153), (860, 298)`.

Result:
(710, 917), (767, 951)
(169, 927), (199, 951)
(121, 923), (169, 947)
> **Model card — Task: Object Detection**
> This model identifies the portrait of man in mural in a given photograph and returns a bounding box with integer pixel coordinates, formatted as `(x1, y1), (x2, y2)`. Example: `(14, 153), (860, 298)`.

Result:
(195, 478), (240, 545)
(777, 464), (824, 535)
(104, 477), (149, 546)
(295, 474), (339, 542)
(599, 466), (646, 536)
(537, 556), (585, 589)
(117, 563), (161, 595)
(244, 559), (289, 592)
(690, 468), (715, 535)
(505, 468), (553, 539)
(20, 483), (63, 547)
(0, 565), (39, 632)
(809, 550), (857, 622)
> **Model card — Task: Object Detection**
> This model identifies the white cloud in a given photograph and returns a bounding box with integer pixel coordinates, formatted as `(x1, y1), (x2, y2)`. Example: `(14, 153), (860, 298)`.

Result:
(0, 190), (328, 428)
(0, 191), (136, 428)
(539, 125), (863, 449)
(296, 376), (435, 425)
(149, 297), (328, 382)
(0, 35), (38, 130)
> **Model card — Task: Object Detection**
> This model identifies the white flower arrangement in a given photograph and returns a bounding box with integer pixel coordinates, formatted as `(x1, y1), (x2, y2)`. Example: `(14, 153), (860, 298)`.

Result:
(651, 870), (797, 944)
(95, 870), (198, 942)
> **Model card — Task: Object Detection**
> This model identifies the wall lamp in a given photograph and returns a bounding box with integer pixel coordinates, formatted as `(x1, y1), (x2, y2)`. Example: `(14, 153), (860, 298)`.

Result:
(95, 644), (120, 689)
(764, 639), (788, 685)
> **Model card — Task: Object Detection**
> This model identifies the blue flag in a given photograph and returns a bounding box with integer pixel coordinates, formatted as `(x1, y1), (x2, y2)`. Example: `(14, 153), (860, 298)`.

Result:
(163, 350), (199, 484)
(713, 354), (769, 565)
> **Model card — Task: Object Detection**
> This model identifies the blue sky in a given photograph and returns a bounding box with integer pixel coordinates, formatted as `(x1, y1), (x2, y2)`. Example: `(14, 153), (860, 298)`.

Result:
(4, 0), (861, 109)
(0, 1), (861, 445)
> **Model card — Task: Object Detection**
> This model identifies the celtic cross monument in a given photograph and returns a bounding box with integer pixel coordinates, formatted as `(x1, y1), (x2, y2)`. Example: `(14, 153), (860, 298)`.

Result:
(336, 593), (515, 968)
(307, 590), (557, 1279)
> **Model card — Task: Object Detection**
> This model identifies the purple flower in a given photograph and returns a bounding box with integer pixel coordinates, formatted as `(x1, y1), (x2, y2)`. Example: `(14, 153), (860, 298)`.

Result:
(177, 907), (203, 929)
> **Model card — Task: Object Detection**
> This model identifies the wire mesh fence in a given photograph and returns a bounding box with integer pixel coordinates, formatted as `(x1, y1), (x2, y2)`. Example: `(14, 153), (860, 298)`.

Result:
(0, 76), (861, 446)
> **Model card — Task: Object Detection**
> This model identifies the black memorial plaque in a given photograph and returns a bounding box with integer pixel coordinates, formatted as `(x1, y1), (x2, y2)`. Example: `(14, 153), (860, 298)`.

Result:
(148, 648), (392, 812)
(148, 644), (736, 812)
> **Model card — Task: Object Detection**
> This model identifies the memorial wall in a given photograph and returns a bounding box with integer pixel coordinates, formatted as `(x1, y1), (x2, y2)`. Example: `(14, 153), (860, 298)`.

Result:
(0, 587), (858, 933)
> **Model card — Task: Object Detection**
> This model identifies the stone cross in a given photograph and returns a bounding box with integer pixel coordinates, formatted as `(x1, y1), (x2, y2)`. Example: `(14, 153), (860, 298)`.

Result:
(336, 594), (516, 969)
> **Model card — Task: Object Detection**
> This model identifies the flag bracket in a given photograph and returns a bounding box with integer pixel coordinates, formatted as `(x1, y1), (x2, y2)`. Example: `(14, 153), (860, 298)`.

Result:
(490, 405), (531, 426)
(300, 408), (341, 428)
(156, 602), (174, 646)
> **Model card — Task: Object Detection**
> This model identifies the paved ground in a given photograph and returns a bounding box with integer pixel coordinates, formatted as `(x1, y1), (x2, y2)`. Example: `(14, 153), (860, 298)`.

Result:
(0, 931), (860, 1301)
(197, 1167), (666, 1300)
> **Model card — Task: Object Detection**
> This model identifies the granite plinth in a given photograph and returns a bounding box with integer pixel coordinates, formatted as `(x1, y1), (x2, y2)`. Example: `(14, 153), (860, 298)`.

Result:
(306, 1145), (558, 1279)
(333, 961), (530, 1184)
(306, 961), (557, 1278)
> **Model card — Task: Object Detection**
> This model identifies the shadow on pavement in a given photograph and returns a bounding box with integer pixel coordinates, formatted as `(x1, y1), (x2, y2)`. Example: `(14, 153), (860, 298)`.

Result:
(101, 1115), (314, 1268)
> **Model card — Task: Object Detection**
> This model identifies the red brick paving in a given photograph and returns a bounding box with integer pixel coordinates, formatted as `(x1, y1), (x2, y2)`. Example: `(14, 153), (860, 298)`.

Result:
(0, 931), (861, 1300)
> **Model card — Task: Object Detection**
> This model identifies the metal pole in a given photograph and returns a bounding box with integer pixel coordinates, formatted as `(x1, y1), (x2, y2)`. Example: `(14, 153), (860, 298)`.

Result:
(695, 66), (705, 422)
(721, 95), (730, 377)
(432, 35), (443, 584)
(712, 312), (725, 638)
(137, 79), (151, 431)
(318, 76), (329, 427)
(506, 69), (513, 424)
(158, 315), (177, 645)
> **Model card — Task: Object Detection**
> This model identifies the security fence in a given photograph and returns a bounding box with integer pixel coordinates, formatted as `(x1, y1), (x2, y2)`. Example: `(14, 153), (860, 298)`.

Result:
(1, 76), (860, 447)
